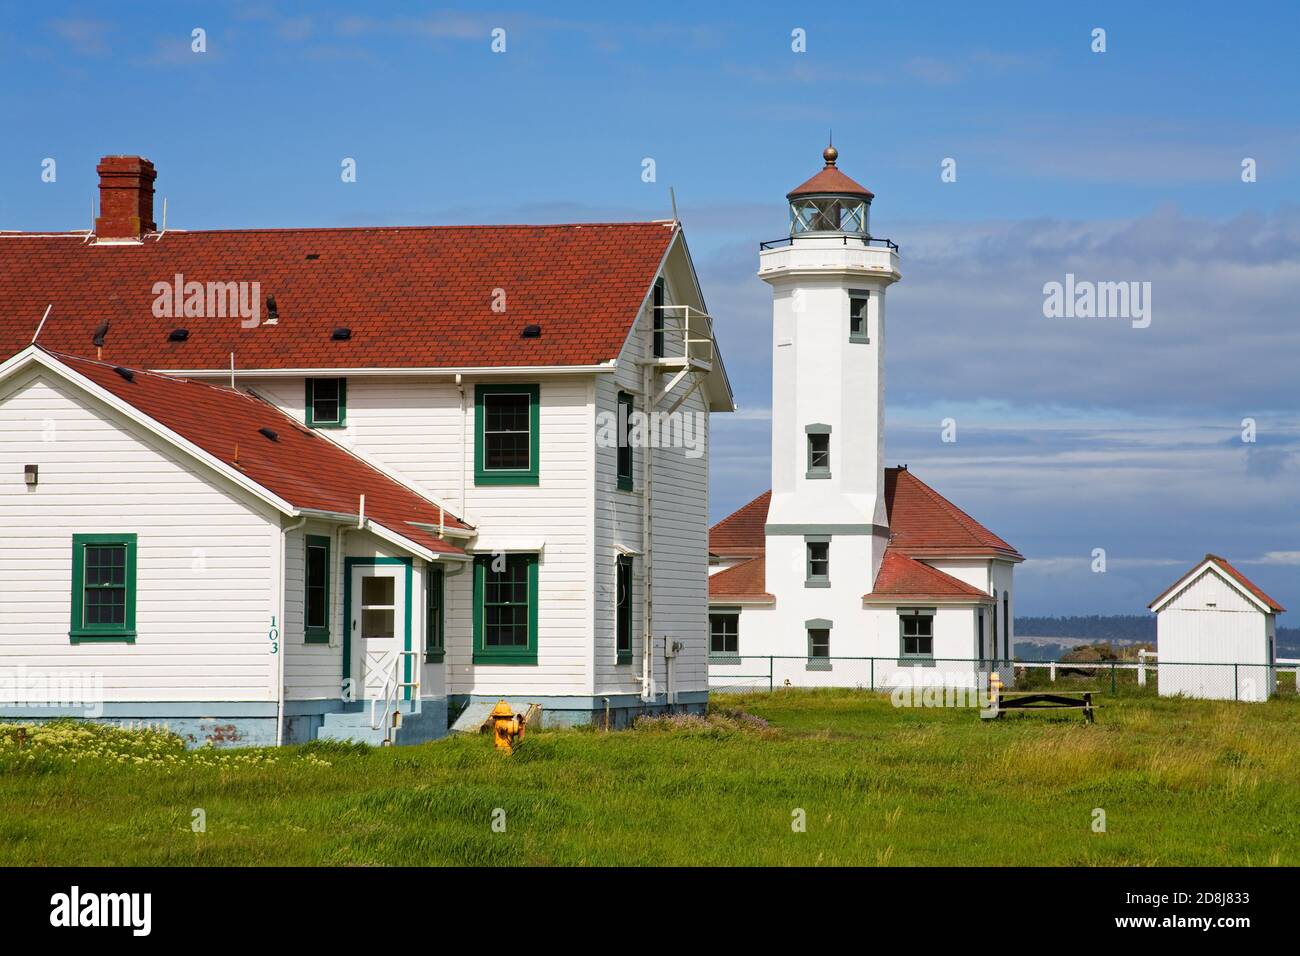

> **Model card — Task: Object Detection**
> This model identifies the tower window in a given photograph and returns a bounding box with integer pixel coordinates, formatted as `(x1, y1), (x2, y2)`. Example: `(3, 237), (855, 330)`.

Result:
(709, 611), (740, 659)
(805, 537), (830, 587)
(849, 291), (870, 343)
(805, 618), (832, 670)
(806, 424), (831, 479)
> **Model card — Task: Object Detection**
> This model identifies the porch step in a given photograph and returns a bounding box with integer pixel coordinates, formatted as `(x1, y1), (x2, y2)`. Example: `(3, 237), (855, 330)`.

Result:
(317, 699), (447, 747)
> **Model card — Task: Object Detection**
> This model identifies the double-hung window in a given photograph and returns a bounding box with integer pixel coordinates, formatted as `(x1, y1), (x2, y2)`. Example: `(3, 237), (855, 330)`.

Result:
(426, 567), (445, 663)
(849, 290), (870, 343)
(616, 555), (633, 664)
(70, 533), (137, 642)
(617, 391), (634, 491)
(475, 384), (540, 485)
(304, 534), (331, 644)
(473, 553), (538, 664)
(806, 424), (831, 479)
(305, 378), (347, 428)
(805, 537), (830, 587)
(806, 619), (832, 670)
(899, 609), (936, 662)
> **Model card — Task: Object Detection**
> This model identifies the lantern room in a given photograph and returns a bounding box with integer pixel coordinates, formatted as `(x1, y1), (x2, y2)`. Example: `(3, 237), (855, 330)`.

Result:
(786, 145), (875, 237)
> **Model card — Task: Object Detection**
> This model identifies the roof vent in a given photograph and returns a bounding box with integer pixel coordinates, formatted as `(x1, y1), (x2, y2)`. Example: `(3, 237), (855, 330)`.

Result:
(113, 366), (134, 383)
(331, 327), (352, 341)
(168, 328), (189, 342)
(521, 324), (542, 339)
(265, 296), (279, 325)
(258, 426), (279, 442)
(92, 321), (110, 347)
(305, 253), (320, 260)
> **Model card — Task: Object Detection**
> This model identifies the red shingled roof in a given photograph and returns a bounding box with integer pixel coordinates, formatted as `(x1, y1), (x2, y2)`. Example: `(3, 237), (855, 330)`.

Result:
(44, 349), (468, 556)
(708, 490), (770, 557)
(865, 549), (993, 603)
(884, 468), (1021, 560)
(1149, 554), (1285, 613)
(708, 470), (1020, 561)
(707, 556), (773, 603)
(0, 222), (675, 371)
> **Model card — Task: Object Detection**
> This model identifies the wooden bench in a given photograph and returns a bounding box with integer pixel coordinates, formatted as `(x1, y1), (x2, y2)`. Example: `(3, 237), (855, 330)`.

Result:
(981, 690), (1094, 723)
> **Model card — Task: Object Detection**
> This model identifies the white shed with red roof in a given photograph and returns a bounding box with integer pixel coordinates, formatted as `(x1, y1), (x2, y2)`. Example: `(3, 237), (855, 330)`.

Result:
(1149, 554), (1285, 702)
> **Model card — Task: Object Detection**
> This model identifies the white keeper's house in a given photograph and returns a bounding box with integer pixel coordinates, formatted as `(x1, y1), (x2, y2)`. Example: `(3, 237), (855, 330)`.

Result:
(0, 154), (732, 746)
(707, 146), (1022, 691)
(1149, 554), (1284, 702)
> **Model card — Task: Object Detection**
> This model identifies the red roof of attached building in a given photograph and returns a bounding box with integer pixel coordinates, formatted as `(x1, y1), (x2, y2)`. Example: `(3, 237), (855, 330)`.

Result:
(707, 469), (1020, 562)
(0, 222), (675, 371)
(1149, 553), (1286, 613)
(707, 556), (773, 604)
(708, 490), (770, 557)
(864, 549), (993, 603)
(46, 349), (469, 556)
(884, 468), (1021, 560)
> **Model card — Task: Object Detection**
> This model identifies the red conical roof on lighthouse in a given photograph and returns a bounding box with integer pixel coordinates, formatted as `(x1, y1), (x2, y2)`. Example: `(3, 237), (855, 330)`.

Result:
(786, 145), (875, 200)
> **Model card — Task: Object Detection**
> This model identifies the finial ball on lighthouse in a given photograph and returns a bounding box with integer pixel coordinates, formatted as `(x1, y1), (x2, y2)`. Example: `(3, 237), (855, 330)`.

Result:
(822, 144), (838, 166)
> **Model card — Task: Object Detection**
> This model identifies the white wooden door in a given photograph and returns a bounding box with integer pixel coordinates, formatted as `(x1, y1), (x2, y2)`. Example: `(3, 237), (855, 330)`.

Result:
(350, 564), (405, 700)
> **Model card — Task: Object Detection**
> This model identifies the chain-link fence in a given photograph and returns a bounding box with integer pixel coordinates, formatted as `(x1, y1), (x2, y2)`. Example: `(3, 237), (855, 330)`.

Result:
(708, 654), (1299, 701)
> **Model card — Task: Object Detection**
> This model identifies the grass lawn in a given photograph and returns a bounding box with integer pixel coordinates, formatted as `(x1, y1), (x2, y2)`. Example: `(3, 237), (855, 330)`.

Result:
(1, 689), (1297, 866)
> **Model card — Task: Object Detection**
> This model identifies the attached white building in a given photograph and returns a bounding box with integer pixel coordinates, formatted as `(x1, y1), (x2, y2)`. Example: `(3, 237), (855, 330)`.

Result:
(1148, 554), (1285, 702)
(0, 154), (734, 745)
(707, 147), (1022, 692)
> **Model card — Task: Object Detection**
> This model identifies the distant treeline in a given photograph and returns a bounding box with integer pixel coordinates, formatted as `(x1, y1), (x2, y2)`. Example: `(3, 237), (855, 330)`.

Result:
(1017, 615), (1299, 654)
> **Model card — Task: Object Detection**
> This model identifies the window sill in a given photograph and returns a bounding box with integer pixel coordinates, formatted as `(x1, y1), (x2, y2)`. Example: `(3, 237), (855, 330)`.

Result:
(475, 472), (539, 487)
(805, 579), (830, 589)
(709, 654), (742, 666)
(425, 650), (446, 664)
(849, 334), (871, 344)
(616, 479), (634, 492)
(70, 631), (136, 644)
(304, 632), (330, 645)
(806, 659), (832, 671)
(805, 471), (832, 480)
(616, 652), (632, 665)
(472, 651), (538, 666)
(898, 656), (936, 667)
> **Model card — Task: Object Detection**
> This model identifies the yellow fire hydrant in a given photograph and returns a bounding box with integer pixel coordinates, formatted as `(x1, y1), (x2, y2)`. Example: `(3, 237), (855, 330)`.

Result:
(490, 700), (526, 754)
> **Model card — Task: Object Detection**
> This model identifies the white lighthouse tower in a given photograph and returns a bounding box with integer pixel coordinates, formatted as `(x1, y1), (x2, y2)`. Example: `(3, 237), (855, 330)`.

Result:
(758, 146), (901, 635)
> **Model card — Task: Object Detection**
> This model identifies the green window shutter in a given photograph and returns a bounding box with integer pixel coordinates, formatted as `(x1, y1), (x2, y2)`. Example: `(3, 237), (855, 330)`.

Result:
(426, 567), (445, 663)
(304, 534), (331, 644)
(305, 378), (347, 428)
(616, 391), (634, 492)
(70, 533), (137, 643)
(472, 553), (538, 664)
(474, 384), (540, 486)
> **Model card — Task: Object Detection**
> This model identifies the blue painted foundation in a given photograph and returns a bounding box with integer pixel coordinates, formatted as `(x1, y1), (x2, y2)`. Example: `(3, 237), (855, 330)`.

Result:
(0, 697), (448, 749)
(449, 691), (709, 730)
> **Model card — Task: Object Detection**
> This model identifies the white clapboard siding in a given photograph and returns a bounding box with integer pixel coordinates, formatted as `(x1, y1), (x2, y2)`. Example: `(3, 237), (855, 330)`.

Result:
(0, 370), (279, 702)
(593, 262), (710, 697)
(244, 374), (596, 697)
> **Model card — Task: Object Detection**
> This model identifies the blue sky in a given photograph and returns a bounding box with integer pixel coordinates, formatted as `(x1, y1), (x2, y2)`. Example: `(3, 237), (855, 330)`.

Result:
(2, 1), (1297, 616)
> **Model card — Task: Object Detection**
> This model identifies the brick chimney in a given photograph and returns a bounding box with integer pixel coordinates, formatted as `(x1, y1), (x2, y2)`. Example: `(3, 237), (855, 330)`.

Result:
(94, 155), (157, 240)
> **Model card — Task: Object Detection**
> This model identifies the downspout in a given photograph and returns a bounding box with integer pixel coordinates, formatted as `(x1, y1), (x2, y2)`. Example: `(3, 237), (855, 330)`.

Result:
(277, 515), (308, 746)
(456, 374), (467, 518)
(640, 347), (655, 704)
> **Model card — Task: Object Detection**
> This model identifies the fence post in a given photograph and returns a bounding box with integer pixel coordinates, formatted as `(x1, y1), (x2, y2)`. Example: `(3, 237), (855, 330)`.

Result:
(1049, 661), (1056, 682)
(1110, 662), (1117, 696)
(870, 657), (875, 691)
(1137, 649), (1147, 688)
(768, 656), (774, 693)
(1234, 664), (1239, 701)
